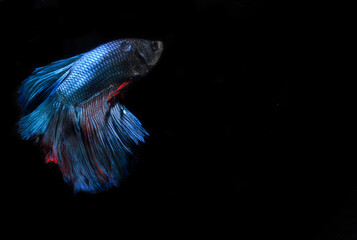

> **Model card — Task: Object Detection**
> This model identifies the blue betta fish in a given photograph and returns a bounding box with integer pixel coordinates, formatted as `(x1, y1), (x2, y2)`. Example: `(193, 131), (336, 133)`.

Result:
(18, 39), (163, 193)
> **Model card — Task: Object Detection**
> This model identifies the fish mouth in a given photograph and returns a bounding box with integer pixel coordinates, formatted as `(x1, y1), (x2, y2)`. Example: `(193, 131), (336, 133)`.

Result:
(134, 40), (163, 67)
(148, 41), (163, 67)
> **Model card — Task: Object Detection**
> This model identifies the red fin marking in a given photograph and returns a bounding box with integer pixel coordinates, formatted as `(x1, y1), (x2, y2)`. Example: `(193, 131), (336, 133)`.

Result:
(80, 113), (107, 183)
(107, 81), (131, 104)
(46, 154), (58, 164)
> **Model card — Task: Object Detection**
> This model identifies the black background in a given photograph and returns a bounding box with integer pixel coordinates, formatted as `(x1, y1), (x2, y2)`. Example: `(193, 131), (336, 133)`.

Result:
(0, 0), (352, 239)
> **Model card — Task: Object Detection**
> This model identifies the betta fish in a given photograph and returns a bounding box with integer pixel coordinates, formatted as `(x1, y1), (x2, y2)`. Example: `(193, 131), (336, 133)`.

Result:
(17, 39), (163, 193)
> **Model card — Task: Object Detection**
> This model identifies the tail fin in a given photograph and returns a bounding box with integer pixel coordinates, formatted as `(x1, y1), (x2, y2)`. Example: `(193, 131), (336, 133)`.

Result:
(41, 92), (148, 193)
(17, 53), (83, 139)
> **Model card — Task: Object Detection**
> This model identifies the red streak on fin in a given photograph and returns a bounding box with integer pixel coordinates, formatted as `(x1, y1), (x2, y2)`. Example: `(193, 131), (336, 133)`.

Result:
(46, 154), (58, 164)
(107, 81), (131, 105)
(80, 119), (107, 183)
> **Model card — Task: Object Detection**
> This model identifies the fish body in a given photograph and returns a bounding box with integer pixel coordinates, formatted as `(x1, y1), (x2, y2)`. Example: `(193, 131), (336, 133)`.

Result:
(17, 39), (163, 193)
(56, 39), (162, 105)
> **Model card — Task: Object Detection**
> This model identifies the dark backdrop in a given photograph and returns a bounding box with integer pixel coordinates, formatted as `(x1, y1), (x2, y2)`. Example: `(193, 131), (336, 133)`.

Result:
(0, 0), (350, 239)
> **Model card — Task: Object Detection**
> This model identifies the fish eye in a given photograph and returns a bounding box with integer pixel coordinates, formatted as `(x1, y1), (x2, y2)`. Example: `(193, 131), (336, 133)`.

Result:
(151, 41), (159, 51)
(120, 41), (131, 52)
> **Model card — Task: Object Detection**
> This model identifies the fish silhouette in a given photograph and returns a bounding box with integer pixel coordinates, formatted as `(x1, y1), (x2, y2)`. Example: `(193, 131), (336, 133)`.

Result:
(18, 39), (163, 193)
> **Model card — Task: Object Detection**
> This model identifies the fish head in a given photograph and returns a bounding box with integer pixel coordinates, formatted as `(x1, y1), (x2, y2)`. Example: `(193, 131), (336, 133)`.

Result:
(122, 39), (163, 78)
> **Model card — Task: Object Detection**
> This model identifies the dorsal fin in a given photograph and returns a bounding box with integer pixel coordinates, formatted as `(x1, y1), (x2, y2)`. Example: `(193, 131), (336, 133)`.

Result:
(18, 53), (84, 114)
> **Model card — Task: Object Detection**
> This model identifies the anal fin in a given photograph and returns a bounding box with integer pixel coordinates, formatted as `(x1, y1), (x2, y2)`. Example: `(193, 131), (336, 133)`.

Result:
(41, 91), (148, 193)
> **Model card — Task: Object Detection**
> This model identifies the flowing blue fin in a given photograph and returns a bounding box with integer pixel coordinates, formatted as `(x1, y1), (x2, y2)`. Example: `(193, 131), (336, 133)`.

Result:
(17, 53), (84, 139)
(18, 53), (84, 114)
(18, 96), (61, 140)
(41, 91), (149, 193)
